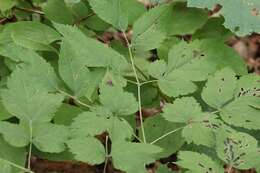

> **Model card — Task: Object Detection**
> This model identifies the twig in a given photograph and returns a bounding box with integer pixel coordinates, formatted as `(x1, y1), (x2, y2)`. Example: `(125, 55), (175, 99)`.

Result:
(14, 7), (44, 15)
(150, 126), (185, 144)
(122, 32), (147, 143)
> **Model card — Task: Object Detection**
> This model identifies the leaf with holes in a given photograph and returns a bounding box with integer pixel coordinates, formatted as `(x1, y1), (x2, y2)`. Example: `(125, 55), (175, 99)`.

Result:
(216, 130), (259, 169)
(202, 68), (260, 129)
(177, 151), (224, 173)
(187, 0), (260, 36)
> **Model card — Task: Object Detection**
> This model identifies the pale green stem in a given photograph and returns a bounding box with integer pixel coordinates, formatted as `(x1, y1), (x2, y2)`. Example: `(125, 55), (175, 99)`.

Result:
(150, 126), (185, 144)
(27, 121), (33, 170)
(122, 32), (147, 143)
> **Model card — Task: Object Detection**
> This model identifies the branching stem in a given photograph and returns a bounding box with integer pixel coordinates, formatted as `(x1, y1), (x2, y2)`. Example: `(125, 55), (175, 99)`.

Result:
(122, 32), (147, 143)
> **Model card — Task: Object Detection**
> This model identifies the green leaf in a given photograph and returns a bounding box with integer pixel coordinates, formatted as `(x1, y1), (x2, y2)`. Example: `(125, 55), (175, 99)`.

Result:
(0, 122), (29, 147)
(132, 4), (169, 51)
(88, 0), (145, 31)
(2, 73), (64, 123)
(187, 0), (260, 36)
(54, 24), (128, 72)
(162, 97), (202, 123)
(156, 165), (174, 173)
(70, 112), (109, 137)
(221, 96), (260, 130)
(148, 60), (167, 79)
(162, 97), (221, 147)
(143, 115), (184, 157)
(66, 1), (90, 20)
(177, 151), (224, 173)
(0, 0), (16, 12)
(1, 47), (61, 92)
(84, 15), (111, 31)
(67, 137), (106, 165)
(157, 37), (180, 60)
(112, 141), (162, 173)
(216, 130), (259, 169)
(0, 100), (12, 120)
(71, 112), (133, 141)
(54, 103), (83, 126)
(167, 3), (208, 36)
(201, 68), (237, 109)
(158, 76), (197, 97)
(33, 123), (69, 153)
(42, 0), (74, 24)
(0, 122), (69, 153)
(132, 2), (207, 52)
(201, 69), (260, 129)
(58, 42), (91, 97)
(182, 114), (222, 147)
(99, 85), (138, 116)
(6, 21), (60, 51)
(101, 69), (127, 88)
(0, 136), (26, 173)
(236, 74), (260, 97)
(107, 116), (133, 141)
(193, 17), (233, 40)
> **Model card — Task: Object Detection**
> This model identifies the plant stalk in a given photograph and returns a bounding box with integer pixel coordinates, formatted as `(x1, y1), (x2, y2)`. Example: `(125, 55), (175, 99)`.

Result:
(122, 32), (147, 143)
